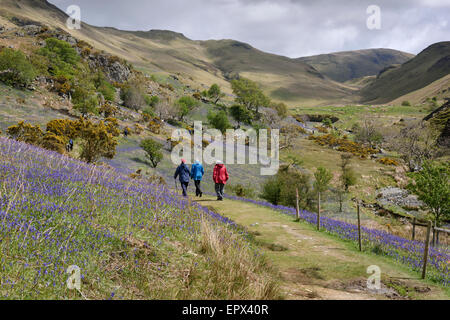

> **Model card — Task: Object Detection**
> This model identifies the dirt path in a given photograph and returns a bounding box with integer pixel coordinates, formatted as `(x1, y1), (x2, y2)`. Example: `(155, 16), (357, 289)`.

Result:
(195, 196), (449, 300)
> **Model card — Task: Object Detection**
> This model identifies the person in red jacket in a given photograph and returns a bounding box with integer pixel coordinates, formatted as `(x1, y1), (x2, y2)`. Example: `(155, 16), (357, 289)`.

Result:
(213, 160), (229, 201)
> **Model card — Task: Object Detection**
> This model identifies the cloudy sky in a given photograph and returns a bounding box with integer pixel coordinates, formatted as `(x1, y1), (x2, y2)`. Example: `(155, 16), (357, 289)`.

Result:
(48, 0), (450, 57)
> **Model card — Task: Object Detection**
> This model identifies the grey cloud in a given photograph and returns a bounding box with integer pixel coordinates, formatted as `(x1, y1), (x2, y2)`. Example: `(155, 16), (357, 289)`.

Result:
(49, 0), (450, 57)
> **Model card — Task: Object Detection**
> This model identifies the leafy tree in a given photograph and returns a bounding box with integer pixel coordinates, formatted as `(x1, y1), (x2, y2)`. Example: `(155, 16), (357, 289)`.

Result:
(207, 84), (224, 104)
(230, 104), (252, 127)
(0, 48), (36, 87)
(408, 161), (450, 226)
(39, 38), (80, 78)
(74, 94), (99, 116)
(339, 154), (356, 191)
(140, 139), (163, 168)
(261, 177), (281, 205)
(261, 169), (314, 210)
(176, 96), (200, 120)
(314, 167), (333, 194)
(77, 118), (118, 163)
(336, 154), (357, 212)
(314, 166), (332, 228)
(207, 110), (231, 133)
(231, 77), (270, 118)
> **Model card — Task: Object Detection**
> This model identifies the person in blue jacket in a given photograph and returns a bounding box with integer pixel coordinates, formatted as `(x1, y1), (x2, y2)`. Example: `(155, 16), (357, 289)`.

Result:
(174, 159), (190, 197)
(190, 159), (205, 197)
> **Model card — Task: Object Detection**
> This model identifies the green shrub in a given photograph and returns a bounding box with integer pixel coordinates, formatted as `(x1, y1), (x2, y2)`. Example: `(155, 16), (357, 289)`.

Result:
(120, 83), (146, 110)
(94, 71), (116, 101)
(230, 104), (252, 127)
(145, 95), (160, 107)
(0, 48), (36, 87)
(401, 101), (411, 107)
(261, 170), (314, 209)
(39, 38), (80, 78)
(229, 184), (256, 198)
(140, 139), (163, 168)
(207, 110), (231, 133)
(176, 96), (200, 120)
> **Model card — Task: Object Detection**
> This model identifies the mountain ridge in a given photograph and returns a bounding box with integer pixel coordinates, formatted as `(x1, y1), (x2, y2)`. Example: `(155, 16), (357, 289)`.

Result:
(0, 0), (447, 107)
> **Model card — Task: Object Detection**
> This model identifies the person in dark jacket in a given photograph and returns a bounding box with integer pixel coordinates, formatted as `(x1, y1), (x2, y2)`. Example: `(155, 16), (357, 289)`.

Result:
(174, 159), (190, 197)
(190, 160), (205, 197)
(213, 160), (229, 201)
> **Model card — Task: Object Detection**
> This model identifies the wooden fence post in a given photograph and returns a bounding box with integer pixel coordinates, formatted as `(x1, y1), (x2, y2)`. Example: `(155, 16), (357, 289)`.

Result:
(412, 217), (416, 241)
(357, 200), (362, 252)
(295, 188), (300, 221)
(432, 221), (436, 247)
(317, 192), (321, 231)
(422, 221), (432, 280)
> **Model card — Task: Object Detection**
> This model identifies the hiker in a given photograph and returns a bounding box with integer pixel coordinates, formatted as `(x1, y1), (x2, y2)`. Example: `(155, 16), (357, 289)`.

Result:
(69, 139), (74, 151)
(174, 159), (190, 197)
(213, 160), (229, 201)
(190, 159), (204, 197)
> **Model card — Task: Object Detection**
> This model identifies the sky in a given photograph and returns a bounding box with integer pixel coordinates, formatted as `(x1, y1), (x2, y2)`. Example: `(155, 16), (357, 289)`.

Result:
(48, 0), (450, 57)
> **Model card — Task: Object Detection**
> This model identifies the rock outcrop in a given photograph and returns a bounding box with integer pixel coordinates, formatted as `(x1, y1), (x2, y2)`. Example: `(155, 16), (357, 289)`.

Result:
(376, 187), (423, 210)
(86, 53), (131, 83)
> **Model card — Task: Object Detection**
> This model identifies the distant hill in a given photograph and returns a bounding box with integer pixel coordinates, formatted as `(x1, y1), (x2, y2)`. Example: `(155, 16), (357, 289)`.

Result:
(0, 0), (355, 107)
(298, 49), (414, 82)
(360, 42), (450, 104)
(0, 0), (446, 108)
(297, 49), (414, 82)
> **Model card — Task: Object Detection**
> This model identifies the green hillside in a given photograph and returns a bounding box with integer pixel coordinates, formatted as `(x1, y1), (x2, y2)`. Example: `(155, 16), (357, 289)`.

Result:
(298, 49), (414, 83)
(0, 0), (354, 107)
(360, 42), (450, 104)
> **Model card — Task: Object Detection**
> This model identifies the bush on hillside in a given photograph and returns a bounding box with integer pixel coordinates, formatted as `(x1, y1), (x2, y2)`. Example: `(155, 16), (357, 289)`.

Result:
(176, 96), (200, 121)
(401, 101), (411, 107)
(261, 170), (314, 210)
(0, 48), (36, 87)
(120, 82), (146, 110)
(39, 37), (80, 78)
(207, 110), (231, 133)
(140, 139), (163, 168)
(229, 184), (256, 198)
(7, 121), (44, 145)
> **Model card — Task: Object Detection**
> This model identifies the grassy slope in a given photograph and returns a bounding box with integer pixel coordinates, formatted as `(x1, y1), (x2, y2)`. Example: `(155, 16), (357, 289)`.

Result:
(0, 137), (278, 299)
(201, 196), (449, 300)
(202, 40), (355, 107)
(0, 0), (355, 107)
(360, 42), (450, 104)
(298, 49), (414, 83)
(389, 74), (450, 106)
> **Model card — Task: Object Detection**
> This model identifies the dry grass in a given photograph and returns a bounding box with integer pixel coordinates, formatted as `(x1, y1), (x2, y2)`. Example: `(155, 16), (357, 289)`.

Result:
(197, 219), (280, 300)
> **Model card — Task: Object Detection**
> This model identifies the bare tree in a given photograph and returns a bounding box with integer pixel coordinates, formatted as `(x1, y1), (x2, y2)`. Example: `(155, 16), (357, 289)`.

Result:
(389, 121), (438, 172)
(154, 99), (177, 121)
(353, 119), (383, 149)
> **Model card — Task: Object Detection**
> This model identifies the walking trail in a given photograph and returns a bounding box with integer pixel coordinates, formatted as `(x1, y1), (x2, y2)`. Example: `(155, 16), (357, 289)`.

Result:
(194, 195), (449, 300)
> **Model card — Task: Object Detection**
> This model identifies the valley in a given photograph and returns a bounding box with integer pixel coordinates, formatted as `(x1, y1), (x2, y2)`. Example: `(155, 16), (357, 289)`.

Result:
(0, 0), (448, 301)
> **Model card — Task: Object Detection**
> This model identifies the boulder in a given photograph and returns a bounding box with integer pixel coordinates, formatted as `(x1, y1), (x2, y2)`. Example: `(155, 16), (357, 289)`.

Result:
(23, 25), (42, 36)
(377, 187), (423, 210)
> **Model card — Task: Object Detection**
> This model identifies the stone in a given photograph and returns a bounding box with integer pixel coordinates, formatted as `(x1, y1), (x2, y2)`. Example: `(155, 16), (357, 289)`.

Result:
(23, 25), (42, 36)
